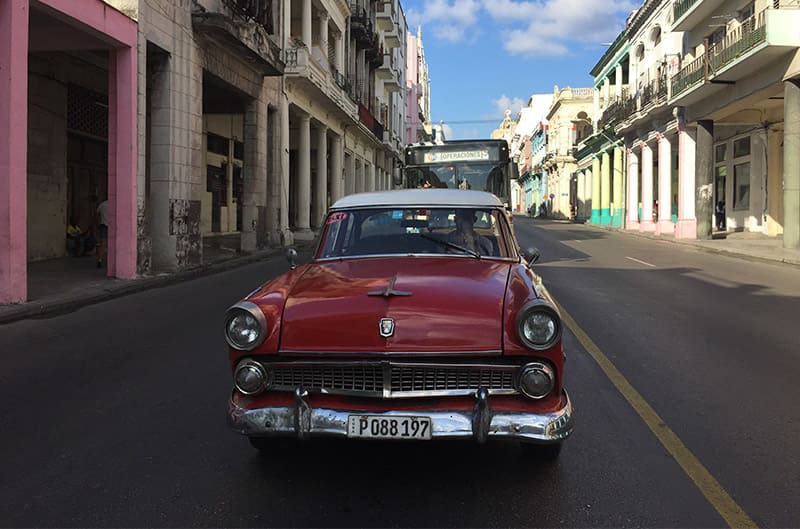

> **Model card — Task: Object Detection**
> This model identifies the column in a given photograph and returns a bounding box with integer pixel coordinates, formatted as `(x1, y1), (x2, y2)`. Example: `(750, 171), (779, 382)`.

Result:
(302, 0), (312, 46)
(784, 79), (800, 249)
(615, 64), (623, 98)
(279, 97), (293, 245)
(320, 13), (329, 53)
(367, 162), (376, 192)
(335, 33), (344, 72)
(296, 113), (312, 238)
(603, 78), (611, 107)
(107, 46), (138, 279)
(313, 125), (328, 228)
(695, 120), (714, 239)
(675, 124), (697, 239)
(584, 167), (593, 221)
(657, 134), (674, 235)
(591, 157), (601, 224)
(577, 170), (585, 220)
(593, 88), (600, 124)
(600, 150), (611, 225)
(612, 146), (624, 227)
(345, 152), (355, 196)
(627, 147), (640, 230)
(330, 134), (343, 203)
(242, 91), (267, 252)
(0, 0), (29, 303)
(640, 143), (655, 232)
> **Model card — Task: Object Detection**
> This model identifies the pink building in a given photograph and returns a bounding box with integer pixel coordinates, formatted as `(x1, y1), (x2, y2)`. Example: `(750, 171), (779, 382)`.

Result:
(405, 27), (430, 145)
(0, 0), (138, 304)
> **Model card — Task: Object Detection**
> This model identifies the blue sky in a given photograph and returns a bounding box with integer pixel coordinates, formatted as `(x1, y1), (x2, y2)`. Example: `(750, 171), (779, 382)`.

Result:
(402, 0), (639, 139)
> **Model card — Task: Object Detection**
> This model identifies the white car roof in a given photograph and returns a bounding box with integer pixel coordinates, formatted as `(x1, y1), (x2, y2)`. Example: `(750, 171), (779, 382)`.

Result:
(331, 189), (504, 209)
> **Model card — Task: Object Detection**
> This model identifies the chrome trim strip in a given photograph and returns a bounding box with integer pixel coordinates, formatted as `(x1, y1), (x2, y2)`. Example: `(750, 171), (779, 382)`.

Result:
(228, 390), (574, 443)
(276, 350), (503, 357)
(314, 254), (516, 263)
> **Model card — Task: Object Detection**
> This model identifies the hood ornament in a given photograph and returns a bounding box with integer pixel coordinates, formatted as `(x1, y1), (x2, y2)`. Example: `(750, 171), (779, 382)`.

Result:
(367, 275), (413, 298)
(379, 318), (395, 338)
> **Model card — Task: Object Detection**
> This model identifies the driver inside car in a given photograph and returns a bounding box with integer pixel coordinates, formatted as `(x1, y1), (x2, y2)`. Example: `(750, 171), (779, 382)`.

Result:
(446, 209), (494, 256)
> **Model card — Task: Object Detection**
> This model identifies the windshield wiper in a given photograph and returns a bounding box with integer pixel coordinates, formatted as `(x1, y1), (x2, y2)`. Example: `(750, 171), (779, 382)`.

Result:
(419, 233), (481, 259)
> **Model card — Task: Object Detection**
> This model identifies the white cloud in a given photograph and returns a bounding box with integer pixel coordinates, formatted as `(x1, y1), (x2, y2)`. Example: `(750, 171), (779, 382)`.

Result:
(492, 95), (526, 119)
(492, 0), (638, 57)
(406, 0), (481, 42)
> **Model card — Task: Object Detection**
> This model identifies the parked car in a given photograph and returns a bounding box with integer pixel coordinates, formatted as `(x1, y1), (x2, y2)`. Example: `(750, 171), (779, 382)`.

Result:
(225, 189), (573, 458)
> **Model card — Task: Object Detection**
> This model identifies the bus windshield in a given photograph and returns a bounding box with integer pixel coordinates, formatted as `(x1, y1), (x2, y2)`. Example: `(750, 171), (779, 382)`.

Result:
(403, 140), (511, 205)
(405, 163), (509, 198)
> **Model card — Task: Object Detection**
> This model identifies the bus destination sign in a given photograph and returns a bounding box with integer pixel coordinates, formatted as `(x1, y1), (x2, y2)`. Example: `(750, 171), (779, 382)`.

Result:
(423, 150), (490, 163)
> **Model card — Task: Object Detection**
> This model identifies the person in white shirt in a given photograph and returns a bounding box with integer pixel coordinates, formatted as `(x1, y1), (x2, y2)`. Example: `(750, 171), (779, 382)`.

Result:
(96, 198), (109, 268)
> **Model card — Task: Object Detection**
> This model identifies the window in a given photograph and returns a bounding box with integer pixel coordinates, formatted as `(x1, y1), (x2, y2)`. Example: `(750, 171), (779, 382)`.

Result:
(715, 144), (727, 163)
(733, 162), (750, 210)
(733, 136), (750, 158)
(739, 2), (755, 24)
(709, 27), (726, 49)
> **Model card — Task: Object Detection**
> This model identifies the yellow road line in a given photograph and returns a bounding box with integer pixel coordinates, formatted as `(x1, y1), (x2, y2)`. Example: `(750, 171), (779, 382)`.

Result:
(556, 301), (758, 529)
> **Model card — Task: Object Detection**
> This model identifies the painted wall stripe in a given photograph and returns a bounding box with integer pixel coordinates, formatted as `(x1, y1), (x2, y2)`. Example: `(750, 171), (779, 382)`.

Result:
(556, 301), (758, 529)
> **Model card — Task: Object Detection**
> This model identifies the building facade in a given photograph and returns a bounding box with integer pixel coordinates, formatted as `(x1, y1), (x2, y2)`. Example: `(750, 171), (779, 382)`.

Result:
(0, 0), (411, 305)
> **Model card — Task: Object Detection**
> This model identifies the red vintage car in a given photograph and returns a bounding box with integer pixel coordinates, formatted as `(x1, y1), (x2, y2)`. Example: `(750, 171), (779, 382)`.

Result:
(225, 189), (573, 458)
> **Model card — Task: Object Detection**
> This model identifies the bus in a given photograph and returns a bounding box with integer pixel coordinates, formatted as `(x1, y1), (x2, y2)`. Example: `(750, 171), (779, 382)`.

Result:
(403, 139), (513, 207)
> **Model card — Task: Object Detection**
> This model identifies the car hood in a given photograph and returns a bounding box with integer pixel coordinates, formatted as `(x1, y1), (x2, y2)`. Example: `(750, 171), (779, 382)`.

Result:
(279, 257), (511, 354)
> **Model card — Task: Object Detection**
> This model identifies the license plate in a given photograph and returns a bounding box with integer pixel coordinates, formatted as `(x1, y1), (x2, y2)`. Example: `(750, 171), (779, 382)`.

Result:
(347, 415), (432, 440)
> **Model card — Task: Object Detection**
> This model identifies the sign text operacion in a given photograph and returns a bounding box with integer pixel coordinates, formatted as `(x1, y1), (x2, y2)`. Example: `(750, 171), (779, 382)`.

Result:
(423, 150), (490, 163)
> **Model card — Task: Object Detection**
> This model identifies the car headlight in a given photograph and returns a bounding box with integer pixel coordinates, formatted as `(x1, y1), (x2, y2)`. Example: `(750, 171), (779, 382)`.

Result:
(516, 302), (561, 350)
(518, 362), (555, 399)
(234, 360), (270, 395)
(225, 301), (267, 351)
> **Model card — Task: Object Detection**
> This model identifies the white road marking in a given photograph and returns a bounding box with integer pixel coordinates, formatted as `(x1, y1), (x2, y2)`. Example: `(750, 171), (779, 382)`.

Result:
(626, 256), (657, 268)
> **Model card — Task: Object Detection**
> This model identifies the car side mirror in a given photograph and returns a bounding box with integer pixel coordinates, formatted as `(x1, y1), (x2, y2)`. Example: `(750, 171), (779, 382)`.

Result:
(520, 247), (541, 265)
(286, 247), (299, 270)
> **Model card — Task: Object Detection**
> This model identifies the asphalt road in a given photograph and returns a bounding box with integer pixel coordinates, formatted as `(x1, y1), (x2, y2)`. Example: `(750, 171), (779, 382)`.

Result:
(1, 219), (798, 527)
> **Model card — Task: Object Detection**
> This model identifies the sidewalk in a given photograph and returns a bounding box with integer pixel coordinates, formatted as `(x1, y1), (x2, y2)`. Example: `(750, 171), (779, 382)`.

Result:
(583, 221), (800, 267)
(0, 240), (315, 326)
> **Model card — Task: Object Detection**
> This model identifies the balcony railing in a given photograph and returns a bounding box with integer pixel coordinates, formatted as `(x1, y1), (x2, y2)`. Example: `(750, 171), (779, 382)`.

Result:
(671, 8), (778, 98)
(673, 0), (700, 23)
(707, 13), (766, 74)
(226, 0), (275, 34)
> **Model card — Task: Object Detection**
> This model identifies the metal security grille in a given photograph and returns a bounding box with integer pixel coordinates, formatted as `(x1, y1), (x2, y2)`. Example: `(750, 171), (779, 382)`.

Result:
(67, 84), (108, 139)
(266, 362), (520, 398)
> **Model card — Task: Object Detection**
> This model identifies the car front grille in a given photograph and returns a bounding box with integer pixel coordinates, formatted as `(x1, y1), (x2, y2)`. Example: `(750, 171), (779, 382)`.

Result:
(266, 361), (520, 398)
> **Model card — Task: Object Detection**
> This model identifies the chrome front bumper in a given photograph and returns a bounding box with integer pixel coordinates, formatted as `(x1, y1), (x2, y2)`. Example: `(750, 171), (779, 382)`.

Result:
(228, 388), (573, 443)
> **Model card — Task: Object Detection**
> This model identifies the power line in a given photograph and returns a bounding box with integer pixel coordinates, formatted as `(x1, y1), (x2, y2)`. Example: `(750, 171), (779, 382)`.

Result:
(431, 118), (502, 125)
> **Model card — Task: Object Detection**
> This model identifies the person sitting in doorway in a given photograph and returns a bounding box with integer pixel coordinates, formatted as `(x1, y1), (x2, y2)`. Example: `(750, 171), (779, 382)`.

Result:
(66, 218), (86, 257)
(447, 209), (494, 256)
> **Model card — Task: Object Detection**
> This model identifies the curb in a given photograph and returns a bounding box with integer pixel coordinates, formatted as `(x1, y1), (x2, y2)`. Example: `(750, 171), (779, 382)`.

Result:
(581, 223), (800, 268)
(0, 243), (315, 326)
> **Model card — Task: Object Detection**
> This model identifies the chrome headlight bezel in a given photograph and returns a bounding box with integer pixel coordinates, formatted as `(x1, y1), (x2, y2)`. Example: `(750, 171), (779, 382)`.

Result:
(516, 301), (562, 351)
(518, 362), (556, 399)
(225, 301), (268, 351)
(233, 359), (271, 395)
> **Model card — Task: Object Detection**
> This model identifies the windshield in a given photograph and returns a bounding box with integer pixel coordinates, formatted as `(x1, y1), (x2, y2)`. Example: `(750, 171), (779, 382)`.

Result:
(405, 163), (508, 199)
(317, 207), (513, 259)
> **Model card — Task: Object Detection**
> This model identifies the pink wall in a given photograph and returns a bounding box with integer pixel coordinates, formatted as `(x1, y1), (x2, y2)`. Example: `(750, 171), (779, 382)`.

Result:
(405, 31), (422, 145)
(0, 0), (30, 303)
(0, 0), (138, 303)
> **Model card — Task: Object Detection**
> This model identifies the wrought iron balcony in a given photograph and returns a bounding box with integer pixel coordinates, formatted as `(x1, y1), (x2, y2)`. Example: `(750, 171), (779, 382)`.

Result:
(673, 0), (700, 24)
(707, 14), (766, 75)
(192, 0), (283, 75)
